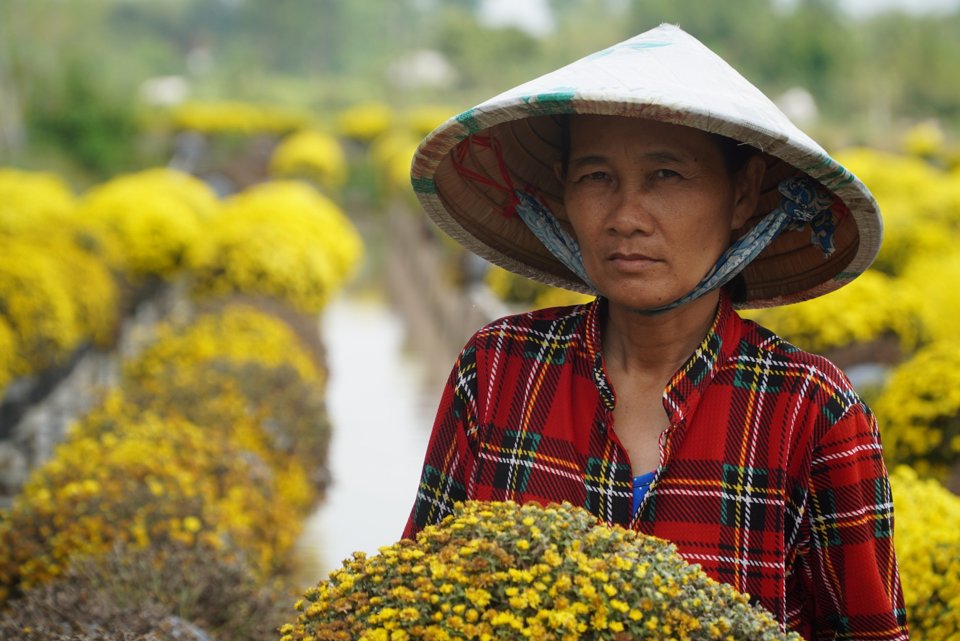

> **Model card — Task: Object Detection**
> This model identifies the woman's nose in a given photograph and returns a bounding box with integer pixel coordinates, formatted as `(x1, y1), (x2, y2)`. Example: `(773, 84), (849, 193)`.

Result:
(606, 183), (655, 235)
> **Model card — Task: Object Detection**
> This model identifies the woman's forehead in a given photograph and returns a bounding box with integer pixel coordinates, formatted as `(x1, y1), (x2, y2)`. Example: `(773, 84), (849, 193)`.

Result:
(567, 114), (721, 159)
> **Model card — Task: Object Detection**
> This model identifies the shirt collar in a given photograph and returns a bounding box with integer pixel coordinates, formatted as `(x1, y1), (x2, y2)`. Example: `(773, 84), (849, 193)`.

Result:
(584, 293), (741, 423)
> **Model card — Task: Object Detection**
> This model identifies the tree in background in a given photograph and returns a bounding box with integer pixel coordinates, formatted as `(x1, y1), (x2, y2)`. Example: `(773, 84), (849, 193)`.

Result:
(1, 0), (958, 183)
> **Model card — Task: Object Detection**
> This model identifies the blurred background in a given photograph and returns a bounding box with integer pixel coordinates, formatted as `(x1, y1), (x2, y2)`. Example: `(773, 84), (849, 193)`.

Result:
(1, 1), (960, 640)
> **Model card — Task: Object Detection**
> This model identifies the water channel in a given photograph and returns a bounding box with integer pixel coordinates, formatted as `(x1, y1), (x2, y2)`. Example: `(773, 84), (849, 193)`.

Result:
(291, 293), (438, 586)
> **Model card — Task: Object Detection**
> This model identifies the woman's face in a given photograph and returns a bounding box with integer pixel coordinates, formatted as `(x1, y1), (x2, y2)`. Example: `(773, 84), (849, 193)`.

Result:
(560, 115), (762, 311)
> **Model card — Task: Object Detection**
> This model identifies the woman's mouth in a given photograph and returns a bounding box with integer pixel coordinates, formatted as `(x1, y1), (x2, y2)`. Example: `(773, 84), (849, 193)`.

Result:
(608, 252), (661, 271)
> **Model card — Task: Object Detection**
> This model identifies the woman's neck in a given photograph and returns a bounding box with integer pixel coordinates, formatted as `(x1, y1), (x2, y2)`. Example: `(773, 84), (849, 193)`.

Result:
(601, 291), (720, 381)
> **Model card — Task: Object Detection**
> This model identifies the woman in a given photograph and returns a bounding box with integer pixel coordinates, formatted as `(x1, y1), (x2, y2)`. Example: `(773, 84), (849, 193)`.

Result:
(402, 24), (908, 640)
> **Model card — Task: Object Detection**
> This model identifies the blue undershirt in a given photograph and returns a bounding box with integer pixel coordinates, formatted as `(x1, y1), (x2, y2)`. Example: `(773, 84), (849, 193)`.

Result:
(632, 471), (656, 515)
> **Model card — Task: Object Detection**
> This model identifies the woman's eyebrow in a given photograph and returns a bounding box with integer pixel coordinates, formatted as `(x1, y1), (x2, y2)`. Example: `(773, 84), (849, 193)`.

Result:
(640, 149), (693, 164)
(568, 154), (609, 169)
(569, 150), (694, 168)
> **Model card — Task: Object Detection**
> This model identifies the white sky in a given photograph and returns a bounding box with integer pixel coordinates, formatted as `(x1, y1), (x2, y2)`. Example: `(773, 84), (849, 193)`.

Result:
(477, 0), (555, 36)
(478, 0), (960, 36)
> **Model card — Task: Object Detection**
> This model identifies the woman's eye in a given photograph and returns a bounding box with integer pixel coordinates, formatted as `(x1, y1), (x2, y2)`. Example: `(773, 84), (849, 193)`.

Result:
(654, 168), (682, 179)
(577, 171), (609, 183)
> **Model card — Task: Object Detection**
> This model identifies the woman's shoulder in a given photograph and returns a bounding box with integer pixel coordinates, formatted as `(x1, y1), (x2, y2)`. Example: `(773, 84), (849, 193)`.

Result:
(474, 301), (594, 338)
(735, 313), (858, 394)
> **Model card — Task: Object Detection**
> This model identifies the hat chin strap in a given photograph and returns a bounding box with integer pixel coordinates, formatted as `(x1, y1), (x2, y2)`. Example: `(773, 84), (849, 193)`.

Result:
(514, 176), (837, 314)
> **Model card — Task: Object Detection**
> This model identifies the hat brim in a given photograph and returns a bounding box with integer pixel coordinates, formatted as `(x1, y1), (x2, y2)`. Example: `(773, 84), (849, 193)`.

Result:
(410, 25), (881, 309)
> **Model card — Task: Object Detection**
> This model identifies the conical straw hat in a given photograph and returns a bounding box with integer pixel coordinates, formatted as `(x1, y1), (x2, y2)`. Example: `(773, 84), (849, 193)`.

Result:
(410, 23), (881, 308)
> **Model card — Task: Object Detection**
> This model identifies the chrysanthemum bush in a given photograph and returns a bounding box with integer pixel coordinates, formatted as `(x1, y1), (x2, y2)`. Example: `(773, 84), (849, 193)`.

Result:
(834, 147), (960, 277)
(901, 120), (948, 160)
(15, 230), (119, 346)
(336, 101), (395, 143)
(190, 180), (363, 313)
(369, 130), (421, 201)
(889, 466), (960, 641)
(171, 100), (314, 136)
(486, 266), (595, 311)
(0, 240), (86, 378)
(0, 168), (121, 389)
(0, 317), (15, 393)
(872, 340), (960, 481)
(283, 501), (799, 641)
(121, 304), (331, 495)
(742, 269), (924, 356)
(0, 387), (313, 586)
(0, 407), (278, 600)
(0, 168), (76, 232)
(897, 251), (960, 345)
(0, 541), (295, 641)
(123, 302), (323, 385)
(121, 358), (330, 501)
(78, 167), (219, 279)
(269, 129), (349, 193)
(0, 303), (331, 605)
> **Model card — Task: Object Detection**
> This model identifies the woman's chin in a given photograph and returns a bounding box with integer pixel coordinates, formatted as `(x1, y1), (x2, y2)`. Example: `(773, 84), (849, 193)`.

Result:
(600, 284), (718, 316)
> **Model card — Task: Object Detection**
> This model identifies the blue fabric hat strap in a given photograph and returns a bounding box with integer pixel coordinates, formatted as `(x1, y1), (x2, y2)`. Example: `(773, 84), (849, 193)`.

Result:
(514, 191), (597, 289)
(514, 176), (837, 313)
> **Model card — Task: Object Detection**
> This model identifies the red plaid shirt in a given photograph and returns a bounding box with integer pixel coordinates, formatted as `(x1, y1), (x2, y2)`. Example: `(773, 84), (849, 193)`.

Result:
(403, 295), (908, 641)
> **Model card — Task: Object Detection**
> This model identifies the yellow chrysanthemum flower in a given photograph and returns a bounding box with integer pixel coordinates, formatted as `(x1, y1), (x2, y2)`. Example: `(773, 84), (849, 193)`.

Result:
(874, 341), (960, 479)
(834, 147), (960, 277)
(889, 466), (960, 640)
(191, 180), (363, 313)
(171, 100), (313, 135)
(336, 101), (394, 142)
(743, 269), (924, 355)
(269, 129), (349, 192)
(79, 168), (218, 279)
(283, 501), (799, 641)
(0, 168), (76, 234)
(0, 240), (82, 376)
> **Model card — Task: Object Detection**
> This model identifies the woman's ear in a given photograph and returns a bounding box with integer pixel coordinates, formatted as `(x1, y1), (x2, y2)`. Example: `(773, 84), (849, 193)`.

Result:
(731, 154), (766, 230)
(553, 160), (566, 184)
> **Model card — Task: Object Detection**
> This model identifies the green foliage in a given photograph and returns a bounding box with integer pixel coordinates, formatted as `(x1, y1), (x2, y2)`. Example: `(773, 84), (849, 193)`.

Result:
(2, 0), (960, 176)
(0, 533), (296, 641)
(27, 58), (140, 177)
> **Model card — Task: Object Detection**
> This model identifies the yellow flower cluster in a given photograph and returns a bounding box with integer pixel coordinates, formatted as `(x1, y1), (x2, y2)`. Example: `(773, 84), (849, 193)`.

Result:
(123, 303), (321, 385)
(743, 270), (924, 354)
(0, 241), (84, 377)
(171, 100), (314, 135)
(0, 410), (255, 597)
(898, 251), (960, 345)
(485, 266), (594, 311)
(872, 341), (960, 480)
(369, 130), (421, 200)
(118, 360), (323, 512)
(283, 501), (799, 641)
(191, 180), (363, 313)
(402, 105), (458, 137)
(889, 466), (960, 641)
(0, 237), (117, 377)
(0, 303), (328, 602)
(901, 121), (948, 160)
(121, 302), (329, 486)
(78, 168), (218, 279)
(336, 101), (395, 142)
(0, 169), (121, 388)
(834, 147), (960, 277)
(0, 168), (76, 233)
(269, 129), (349, 192)
(0, 316), (15, 392)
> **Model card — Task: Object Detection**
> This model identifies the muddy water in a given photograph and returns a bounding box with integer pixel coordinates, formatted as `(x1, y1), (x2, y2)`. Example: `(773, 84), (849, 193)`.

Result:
(291, 295), (438, 586)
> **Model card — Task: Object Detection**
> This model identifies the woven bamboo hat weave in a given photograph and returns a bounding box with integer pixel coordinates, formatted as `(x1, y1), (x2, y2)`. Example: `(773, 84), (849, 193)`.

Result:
(409, 23), (881, 309)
